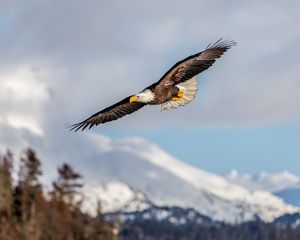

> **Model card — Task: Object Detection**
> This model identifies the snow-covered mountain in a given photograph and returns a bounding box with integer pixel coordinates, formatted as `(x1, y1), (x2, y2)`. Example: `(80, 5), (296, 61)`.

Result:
(225, 169), (300, 192)
(71, 136), (297, 223)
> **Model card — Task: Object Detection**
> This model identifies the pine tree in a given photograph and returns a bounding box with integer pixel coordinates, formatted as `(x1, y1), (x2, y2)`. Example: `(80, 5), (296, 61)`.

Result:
(0, 150), (17, 239)
(13, 148), (44, 239)
(51, 163), (83, 209)
(14, 148), (43, 222)
(0, 150), (13, 220)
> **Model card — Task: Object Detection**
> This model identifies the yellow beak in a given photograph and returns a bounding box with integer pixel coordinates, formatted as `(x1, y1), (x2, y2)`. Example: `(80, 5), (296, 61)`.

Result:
(130, 95), (139, 103)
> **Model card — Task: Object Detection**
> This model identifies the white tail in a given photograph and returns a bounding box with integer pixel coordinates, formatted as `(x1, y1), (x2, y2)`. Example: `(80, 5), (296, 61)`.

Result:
(161, 77), (198, 111)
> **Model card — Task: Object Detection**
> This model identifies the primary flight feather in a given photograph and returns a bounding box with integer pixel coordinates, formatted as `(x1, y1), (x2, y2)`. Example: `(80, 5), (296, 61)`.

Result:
(70, 39), (236, 131)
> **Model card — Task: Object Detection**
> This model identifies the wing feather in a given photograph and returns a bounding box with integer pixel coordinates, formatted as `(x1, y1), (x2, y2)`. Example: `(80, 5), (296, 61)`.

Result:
(157, 39), (236, 86)
(70, 96), (146, 131)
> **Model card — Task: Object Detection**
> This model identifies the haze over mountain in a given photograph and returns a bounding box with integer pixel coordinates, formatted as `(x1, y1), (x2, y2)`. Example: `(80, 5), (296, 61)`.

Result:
(225, 169), (300, 208)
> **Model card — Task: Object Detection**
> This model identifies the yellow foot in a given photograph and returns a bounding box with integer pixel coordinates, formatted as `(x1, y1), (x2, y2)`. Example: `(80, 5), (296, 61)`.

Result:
(172, 91), (184, 101)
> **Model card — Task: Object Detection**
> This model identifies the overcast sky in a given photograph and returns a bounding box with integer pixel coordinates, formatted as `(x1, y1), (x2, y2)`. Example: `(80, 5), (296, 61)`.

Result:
(1, 0), (300, 177)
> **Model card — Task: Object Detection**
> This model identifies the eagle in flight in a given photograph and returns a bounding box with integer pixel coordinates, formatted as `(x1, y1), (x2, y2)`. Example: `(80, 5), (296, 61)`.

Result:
(71, 39), (236, 131)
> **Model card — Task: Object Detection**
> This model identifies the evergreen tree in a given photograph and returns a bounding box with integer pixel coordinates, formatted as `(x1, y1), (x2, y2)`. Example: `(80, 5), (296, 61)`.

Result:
(0, 151), (17, 239)
(14, 148), (43, 223)
(51, 163), (83, 209)
(0, 150), (13, 220)
(13, 148), (44, 239)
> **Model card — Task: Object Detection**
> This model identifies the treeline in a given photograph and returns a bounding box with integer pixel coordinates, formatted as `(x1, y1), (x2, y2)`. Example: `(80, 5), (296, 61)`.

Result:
(119, 216), (300, 240)
(0, 148), (115, 240)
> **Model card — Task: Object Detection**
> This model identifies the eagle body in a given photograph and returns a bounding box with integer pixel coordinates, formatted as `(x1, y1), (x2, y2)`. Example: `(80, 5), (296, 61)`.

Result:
(148, 85), (180, 104)
(71, 39), (236, 131)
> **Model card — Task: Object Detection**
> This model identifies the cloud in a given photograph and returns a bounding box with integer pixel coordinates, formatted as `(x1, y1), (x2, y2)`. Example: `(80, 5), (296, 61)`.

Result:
(0, 0), (300, 135)
(0, 65), (50, 135)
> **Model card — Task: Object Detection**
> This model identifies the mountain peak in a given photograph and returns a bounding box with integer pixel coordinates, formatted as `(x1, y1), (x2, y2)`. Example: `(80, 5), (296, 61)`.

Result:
(76, 135), (298, 223)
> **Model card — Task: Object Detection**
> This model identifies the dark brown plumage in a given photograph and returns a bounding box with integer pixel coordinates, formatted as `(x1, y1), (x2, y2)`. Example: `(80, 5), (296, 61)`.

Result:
(70, 97), (146, 131)
(147, 39), (236, 104)
(70, 39), (236, 131)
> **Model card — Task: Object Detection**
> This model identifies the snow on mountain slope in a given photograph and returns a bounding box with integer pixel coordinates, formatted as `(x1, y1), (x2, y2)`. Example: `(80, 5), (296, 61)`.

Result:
(82, 181), (152, 215)
(73, 136), (297, 223)
(225, 169), (300, 192)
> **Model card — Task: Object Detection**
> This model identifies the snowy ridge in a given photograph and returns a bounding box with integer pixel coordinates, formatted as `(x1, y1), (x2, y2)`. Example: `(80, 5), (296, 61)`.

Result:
(110, 137), (297, 222)
(105, 206), (216, 227)
(225, 169), (300, 192)
(274, 212), (300, 229)
(82, 181), (151, 215)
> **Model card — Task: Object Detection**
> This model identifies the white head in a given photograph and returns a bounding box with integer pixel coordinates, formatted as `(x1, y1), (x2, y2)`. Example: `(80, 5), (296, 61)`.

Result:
(130, 89), (155, 103)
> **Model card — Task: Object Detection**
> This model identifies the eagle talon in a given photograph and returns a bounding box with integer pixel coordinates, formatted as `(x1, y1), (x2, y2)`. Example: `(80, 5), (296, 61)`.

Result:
(172, 91), (184, 101)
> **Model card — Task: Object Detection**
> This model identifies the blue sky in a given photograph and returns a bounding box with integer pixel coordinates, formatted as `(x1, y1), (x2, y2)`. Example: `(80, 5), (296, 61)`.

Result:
(0, 0), (300, 177)
(102, 125), (300, 175)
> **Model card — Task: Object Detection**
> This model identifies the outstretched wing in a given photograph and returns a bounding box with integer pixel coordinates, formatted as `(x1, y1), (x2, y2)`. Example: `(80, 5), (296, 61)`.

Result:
(70, 96), (146, 131)
(157, 39), (236, 86)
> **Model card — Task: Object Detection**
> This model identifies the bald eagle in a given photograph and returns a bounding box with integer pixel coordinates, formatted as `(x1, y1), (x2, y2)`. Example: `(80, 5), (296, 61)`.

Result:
(70, 39), (236, 131)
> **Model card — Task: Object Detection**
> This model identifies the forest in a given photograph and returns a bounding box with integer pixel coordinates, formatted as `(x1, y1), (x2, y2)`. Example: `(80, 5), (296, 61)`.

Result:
(0, 148), (115, 240)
